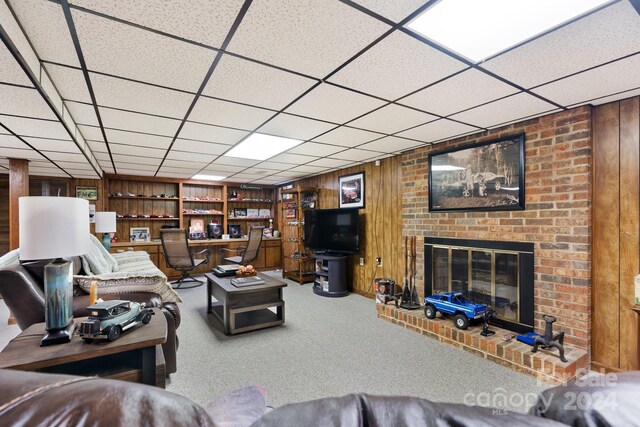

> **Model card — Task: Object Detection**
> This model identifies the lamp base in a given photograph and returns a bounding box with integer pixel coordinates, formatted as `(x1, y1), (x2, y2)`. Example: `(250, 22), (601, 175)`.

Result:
(41, 321), (76, 346)
(102, 233), (112, 251)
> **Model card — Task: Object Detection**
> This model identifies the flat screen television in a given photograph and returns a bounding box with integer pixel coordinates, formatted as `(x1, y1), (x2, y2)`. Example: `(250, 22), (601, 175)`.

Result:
(304, 208), (360, 255)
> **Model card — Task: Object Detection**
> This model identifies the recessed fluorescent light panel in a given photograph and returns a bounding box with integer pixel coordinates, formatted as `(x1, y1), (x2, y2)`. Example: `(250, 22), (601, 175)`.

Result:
(407, 0), (610, 63)
(191, 174), (226, 181)
(224, 133), (303, 161)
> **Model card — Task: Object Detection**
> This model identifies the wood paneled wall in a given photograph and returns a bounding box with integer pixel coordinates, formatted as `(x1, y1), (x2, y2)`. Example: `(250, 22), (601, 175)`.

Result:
(292, 156), (404, 297)
(592, 96), (640, 371)
(0, 174), (8, 256)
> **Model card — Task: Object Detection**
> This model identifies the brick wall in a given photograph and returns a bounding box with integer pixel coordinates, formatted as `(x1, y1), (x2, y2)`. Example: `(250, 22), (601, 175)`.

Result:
(402, 106), (592, 350)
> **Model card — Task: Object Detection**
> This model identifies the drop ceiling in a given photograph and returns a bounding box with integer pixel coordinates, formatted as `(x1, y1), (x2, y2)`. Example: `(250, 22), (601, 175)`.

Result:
(0, 0), (639, 184)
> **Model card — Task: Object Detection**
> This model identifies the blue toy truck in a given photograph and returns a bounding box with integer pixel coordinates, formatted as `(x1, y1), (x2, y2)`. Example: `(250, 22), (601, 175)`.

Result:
(424, 292), (488, 330)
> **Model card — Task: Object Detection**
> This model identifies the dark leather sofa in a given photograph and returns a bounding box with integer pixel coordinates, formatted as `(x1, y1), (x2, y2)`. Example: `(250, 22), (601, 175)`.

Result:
(0, 368), (638, 426)
(0, 256), (181, 375)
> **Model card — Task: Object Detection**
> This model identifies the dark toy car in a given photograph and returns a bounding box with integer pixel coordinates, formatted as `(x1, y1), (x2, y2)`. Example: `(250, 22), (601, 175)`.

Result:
(79, 300), (153, 342)
(424, 292), (488, 330)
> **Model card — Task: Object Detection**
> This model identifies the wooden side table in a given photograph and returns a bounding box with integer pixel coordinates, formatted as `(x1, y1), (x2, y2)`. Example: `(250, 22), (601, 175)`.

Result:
(0, 308), (167, 387)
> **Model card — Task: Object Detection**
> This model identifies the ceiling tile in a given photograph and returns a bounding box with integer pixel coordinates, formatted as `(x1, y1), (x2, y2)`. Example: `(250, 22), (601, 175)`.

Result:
(312, 126), (382, 147)
(120, 168), (156, 176)
(189, 96), (274, 130)
(65, 101), (98, 126)
(271, 170), (306, 178)
(228, 173), (267, 180)
(99, 107), (181, 136)
(589, 87), (640, 107)
(251, 178), (284, 185)
(357, 136), (424, 153)
(203, 54), (317, 110)
(69, 0), (243, 48)
(257, 114), (336, 140)
(203, 164), (245, 174)
(481, 1), (640, 88)
(286, 84), (386, 124)
(227, 0), (390, 77)
(350, 0), (429, 23)
(156, 171), (193, 178)
(71, 7), (217, 92)
(78, 125), (104, 142)
(0, 115), (70, 140)
(109, 143), (165, 158)
(105, 129), (172, 149)
(242, 167), (277, 176)
(0, 43), (32, 86)
(349, 103), (437, 134)
(163, 159), (209, 170)
(23, 137), (78, 152)
(449, 93), (558, 129)
(255, 161), (296, 171)
(8, 0), (80, 67)
(114, 160), (160, 170)
(0, 85), (56, 119)
(172, 138), (230, 155)
(287, 142), (345, 157)
(532, 54), (640, 108)
(89, 73), (194, 119)
(0, 133), (25, 149)
(166, 150), (213, 162)
(112, 154), (161, 166)
(328, 31), (467, 100)
(329, 148), (378, 162)
(267, 152), (318, 165)
(41, 151), (87, 162)
(306, 157), (353, 168)
(211, 156), (260, 167)
(396, 118), (479, 143)
(288, 164), (329, 173)
(398, 68), (519, 116)
(178, 122), (249, 144)
(0, 147), (47, 160)
(44, 63), (91, 103)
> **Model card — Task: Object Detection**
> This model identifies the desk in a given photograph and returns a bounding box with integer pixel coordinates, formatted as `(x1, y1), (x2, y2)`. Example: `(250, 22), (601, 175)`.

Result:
(0, 308), (167, 387)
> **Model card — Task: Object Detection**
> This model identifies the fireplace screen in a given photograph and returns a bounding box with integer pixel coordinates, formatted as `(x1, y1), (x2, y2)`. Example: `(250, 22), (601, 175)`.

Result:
(425, 237), (533, 333)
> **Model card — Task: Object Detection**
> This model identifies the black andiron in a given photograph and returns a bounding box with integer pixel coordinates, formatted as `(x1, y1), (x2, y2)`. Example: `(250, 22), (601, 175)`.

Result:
(400, 236), (420, 310)
(532, 314), (568, 362)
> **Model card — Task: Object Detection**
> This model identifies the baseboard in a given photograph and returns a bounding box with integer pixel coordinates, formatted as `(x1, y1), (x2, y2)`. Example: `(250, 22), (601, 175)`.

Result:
(591, 361), (622, 374)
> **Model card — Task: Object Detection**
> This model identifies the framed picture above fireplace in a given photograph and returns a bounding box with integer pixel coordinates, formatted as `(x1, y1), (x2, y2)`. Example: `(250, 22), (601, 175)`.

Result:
(428, 134), (525, 212)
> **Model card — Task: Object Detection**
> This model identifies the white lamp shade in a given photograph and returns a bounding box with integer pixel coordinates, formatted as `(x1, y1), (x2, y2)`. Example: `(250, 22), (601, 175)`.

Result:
(95, 212), (117, 233)
(19, 197), (90, 260)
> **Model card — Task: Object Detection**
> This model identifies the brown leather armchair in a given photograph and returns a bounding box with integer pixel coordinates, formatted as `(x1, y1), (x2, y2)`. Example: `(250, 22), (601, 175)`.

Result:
(0, 256), (180, 375)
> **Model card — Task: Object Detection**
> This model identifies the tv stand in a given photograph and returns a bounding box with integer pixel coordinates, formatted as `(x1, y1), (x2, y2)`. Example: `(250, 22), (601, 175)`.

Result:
(313, 254), (349, 298)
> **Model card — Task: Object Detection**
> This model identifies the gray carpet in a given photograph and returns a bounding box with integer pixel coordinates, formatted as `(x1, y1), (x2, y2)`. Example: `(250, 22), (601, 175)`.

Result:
(165, 271), (547, 413)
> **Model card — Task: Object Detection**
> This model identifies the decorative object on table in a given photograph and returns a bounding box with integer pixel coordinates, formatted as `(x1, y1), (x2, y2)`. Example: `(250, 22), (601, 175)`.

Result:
(189, 218), (205, 234)
(79, 300), (153, 342)
(89, 280), (98, 305)
(89, 204), (96, 223)
(424, 292), (488, 330)
(208, 222), (222, 239)
(532, 314), (568, 362)
(230, 275), (266, 288)
(95, 212), (116, 251)
(234, 208), (247, 218)
(76, 186), (98, 201)
(338, 172), (365, 209)
(263, 228), (273, 238)
(228, 224), (242, 238)
(374, 278), (399, 308)
(236, 265), (256, 276)
(400, 236), (421, 310)
(273, 230), (280, 238)
(428, 134), (525, 212)
(480, 309), (497, 337)
(129, 227), (151, 242)
(19, 196), (90, 346)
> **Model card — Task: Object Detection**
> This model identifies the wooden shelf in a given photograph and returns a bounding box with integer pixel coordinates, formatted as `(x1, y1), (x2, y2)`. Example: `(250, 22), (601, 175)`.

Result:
(109, 196), (179, 201)
(228, 217), (272, 221)
(183, 213), (224, 216)
(227, 200), (273, 204)
(117, 217), (179, 221)
(182, 199), (223, 203)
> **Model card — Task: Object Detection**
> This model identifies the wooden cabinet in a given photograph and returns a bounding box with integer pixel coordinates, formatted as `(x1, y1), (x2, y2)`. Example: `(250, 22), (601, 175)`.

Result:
(226, 186), (275, 237)
(281, 186), (317, 284)
(182, 182), (225, 235)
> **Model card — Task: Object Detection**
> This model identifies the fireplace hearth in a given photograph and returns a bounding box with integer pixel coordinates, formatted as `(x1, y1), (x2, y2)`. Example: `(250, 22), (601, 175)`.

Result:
(424, 237), (534, 334)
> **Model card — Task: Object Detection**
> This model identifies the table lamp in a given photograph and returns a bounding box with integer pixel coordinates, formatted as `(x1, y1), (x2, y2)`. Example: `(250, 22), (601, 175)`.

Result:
(95, 211), (117, 251)
(19, 197), (90, 346)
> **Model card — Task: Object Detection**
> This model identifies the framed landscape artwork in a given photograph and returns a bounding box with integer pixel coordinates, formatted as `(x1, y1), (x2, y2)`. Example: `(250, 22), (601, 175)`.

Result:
(338, 172), (365, 209)
(428, 134), (525, 212)
(76, 186), (98, 200)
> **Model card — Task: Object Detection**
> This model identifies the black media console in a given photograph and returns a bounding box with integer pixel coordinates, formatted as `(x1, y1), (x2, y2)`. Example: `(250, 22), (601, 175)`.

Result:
(312, 254), (348, 297)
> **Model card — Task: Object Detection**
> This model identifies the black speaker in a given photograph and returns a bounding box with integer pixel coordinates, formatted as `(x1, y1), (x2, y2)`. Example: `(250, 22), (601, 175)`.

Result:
(208, 223), (222, 239)
(228, 224), (241, 238)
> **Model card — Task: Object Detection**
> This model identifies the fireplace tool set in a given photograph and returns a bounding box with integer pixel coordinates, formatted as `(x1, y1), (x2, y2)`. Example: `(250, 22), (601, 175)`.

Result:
(400, 236), (421, 310)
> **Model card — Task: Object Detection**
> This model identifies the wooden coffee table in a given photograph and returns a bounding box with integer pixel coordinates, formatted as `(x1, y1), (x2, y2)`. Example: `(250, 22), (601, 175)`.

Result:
(206, 272), (287, 335)
(0, 308), (167, 387)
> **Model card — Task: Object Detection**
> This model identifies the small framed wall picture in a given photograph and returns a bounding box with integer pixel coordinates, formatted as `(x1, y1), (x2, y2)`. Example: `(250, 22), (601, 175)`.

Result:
(285, 208), (296, 218)
(76, 186), (98, 201)
(129, 227), (151, 242)
(189, 218), (205, 233)
(338, 172), (365, 209)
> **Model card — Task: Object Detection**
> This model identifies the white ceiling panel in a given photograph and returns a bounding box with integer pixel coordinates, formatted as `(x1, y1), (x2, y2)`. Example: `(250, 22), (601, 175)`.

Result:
(86, 139), (107, 153)
(397, 118), (479, 143)
(113, 163), (159, 172)
(109, 143), (165, 158)
(8, 0), (80, 67)
(253, 161), (295, 171)
(0, 43), (32, 86)
(98, 107), (181, 136)
(172, 138), (230, 155)
(312, 126), (382, 147)
(157, 166), (201, 175)
(399, 69), (520, 116)
(449, 93), (558, 129)
(39, 71), (64, 113)
(178, 122), (249, 145)
(41, 151), (87, 162)
(105, 129), (172, 149)
(287, 142), (345, 157)
(306, 157), (353, 168)
(0, 115), (71, 140)
(481, 2), (640, 88)
(64, 101), (98, 126)
(270, 170), (306, 178)
(351, 0), (429, 23)
(189, 96), (273, 130)
(267, 152), (318, 165)
(349, 103), (437, 134)
(23, 137), (77, 152)
(112, 154), (161, 166)
(227, 0), (390, 78)
(212, 156), (260, 167)
(202, 164), (245, 174)
(119, 168), (156, 177)
(0, 133), (25, 148)
(250, 178), (285, 185)
(70, 0), (243, 48)
(257, 114), (336, 140)
(203, 55), (317, 110)
(589, 87), (640, 107)
(330, 148), (379, 162)
(228, 173), (268, 180)
(163, 159), (209, 169)
(286, 84), (386, 124)
(242, 167), (278, 176)
(357, 136), (424, 153)
(90, 73), (195, 119)
(78, 125), (104, 142)
(0, 146), (46, 160)
(328, 31), (467, 100)
(532, 54), (640, 108)
(288, 164), (329, 174)
(43, 64), (91, 103)
(166, 150), (213, 162)
(0, 85), (56, 119)
(71, 8), (217, 92)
